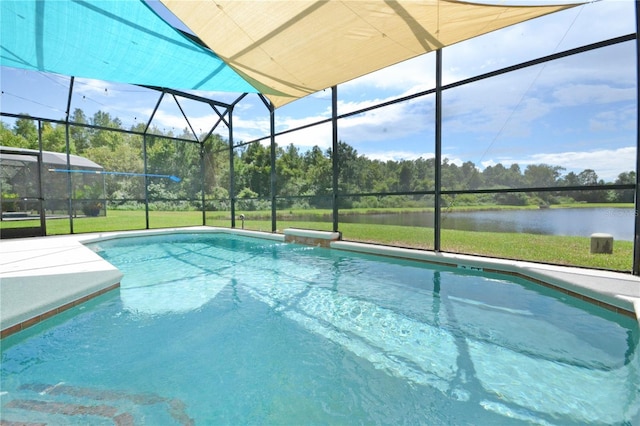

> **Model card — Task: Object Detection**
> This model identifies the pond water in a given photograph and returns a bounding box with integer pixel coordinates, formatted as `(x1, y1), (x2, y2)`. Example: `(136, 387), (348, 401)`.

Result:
(334, 207), (635, 241)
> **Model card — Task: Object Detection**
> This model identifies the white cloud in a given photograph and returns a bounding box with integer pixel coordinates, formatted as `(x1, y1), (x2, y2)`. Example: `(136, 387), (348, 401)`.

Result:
(589, 105), (636, 133)
(552, 84), (635, 107)
(274, 121), (333, 149)
(366, 150), (435, 163)
(340, 99), (430, 139)
(341, 54), (435, 94)
(236, 93), (436, 152)
(73, 78), (118, 96)
(482, 146), (635, 181)
(144, 110), (217, 136)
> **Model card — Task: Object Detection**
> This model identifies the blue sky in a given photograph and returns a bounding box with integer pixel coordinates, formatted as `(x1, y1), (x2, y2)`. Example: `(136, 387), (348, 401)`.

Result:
(1, 0), (637, 182)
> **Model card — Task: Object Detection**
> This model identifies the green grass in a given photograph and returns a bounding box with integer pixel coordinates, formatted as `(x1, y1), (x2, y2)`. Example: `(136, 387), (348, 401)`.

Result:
(2, 209), (633, 272)
(242, 220), (632, 272)
(1, 210), (208, 233)
(550, 202), (634, 209)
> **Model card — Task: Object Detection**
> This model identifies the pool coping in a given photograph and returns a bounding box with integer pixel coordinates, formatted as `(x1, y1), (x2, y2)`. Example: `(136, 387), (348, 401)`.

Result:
(0, 228), (282, 338)
(330, 240), (640, 320)
(1, 226), (639, 339)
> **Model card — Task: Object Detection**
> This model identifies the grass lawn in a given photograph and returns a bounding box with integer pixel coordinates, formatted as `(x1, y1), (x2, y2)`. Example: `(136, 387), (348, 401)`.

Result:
(244, 220), (633, 272)
(1, 209), (633, 272)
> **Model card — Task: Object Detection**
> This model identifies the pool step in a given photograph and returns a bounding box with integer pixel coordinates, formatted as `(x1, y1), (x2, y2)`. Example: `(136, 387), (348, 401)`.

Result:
(284, 228), (341, 247)
(0, 383), (193, 425)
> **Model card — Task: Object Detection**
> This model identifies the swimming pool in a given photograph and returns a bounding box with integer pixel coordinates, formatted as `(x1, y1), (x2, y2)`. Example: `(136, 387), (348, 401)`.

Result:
(1, 232), (638, 424)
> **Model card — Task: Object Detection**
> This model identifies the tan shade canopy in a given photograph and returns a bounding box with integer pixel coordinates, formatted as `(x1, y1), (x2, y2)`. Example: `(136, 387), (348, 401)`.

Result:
(162, 0), (580, 108)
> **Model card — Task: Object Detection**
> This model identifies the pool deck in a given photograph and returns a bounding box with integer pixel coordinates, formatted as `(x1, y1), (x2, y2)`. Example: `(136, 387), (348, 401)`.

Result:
(1, 227), (639, 338)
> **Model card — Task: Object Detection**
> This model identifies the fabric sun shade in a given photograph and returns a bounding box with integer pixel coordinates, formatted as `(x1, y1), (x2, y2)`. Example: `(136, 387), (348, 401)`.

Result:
(162, 0), (581, 107)
(0, 0), (259, 94)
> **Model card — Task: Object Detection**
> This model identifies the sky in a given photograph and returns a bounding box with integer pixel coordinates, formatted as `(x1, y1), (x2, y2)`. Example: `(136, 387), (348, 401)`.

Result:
(1, 0), (637, 182)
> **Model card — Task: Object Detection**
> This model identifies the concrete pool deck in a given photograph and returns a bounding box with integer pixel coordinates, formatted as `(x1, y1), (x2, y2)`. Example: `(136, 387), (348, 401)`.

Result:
(1, 227), (639, 338)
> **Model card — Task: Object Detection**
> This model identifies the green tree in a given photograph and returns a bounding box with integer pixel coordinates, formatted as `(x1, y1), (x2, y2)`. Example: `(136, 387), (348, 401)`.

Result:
(1, 121), (31, 148)
(573, 169), (607, 202)
(398, 161), (413, 192)
(89, 111), (125, 149)
(83, 142), (144, 200)
(276, 143), (305, 198)
(613, 171), (635, 203)
(334, 141), (361, 194)
(441, 159), (463, 191)
(41, 122), (70, 153)
(237, 142), (270, 197)
(303, 146), (332, 206)
(482, 163), (522, 188)
(506, 164), (525, 187)
(524, 164), (565, 204)
(412, 157), (435, 192)
(561, 171), (580, 187)
(524, 164), (564, 187)
(461, 161), (483, 189)
(70, 109), (91, 153)
(13, 117), (38, 148)
(364, 159), (391, 193)
(203, 133), (230, 198)
(91, 111), (122, 129)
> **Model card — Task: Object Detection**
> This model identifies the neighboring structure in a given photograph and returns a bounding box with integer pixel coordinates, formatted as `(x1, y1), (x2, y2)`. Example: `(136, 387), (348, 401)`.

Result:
(1, 147), (105, 238)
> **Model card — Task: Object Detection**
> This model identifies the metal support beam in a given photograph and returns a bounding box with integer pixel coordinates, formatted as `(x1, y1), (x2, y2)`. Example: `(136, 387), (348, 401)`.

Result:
(229, 108), (236, 228)
(633, 0), (640, 275)
(200, 142), (206, 226)
(332, 86), (339, 233)
(65, 77), (75, 234)
(145, 91), (165, 134)
(141, 85), (232, 109)
(269, 101), (277, 232)
(257, 93), (278, 232)
(199, 105), (232, 227)
(206, 107), (230, 136)
(143, 92), (165, 229)
(143, 134), (150, 229)
(37, 122), (46, 235)
(434, 50), (443, 251)
(171, 94), (199, 142)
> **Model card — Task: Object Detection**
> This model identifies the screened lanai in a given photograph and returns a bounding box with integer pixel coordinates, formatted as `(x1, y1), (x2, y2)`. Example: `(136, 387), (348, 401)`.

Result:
(1, 147), (106, 237)
(1, 1), (639, 273)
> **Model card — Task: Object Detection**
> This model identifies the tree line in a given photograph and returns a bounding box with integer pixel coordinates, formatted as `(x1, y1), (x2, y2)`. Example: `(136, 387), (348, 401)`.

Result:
(1, 109), (635, 211)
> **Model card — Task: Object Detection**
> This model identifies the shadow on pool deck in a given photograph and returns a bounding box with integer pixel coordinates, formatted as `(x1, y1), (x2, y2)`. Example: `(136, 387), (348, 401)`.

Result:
(1, 227), (639, 338)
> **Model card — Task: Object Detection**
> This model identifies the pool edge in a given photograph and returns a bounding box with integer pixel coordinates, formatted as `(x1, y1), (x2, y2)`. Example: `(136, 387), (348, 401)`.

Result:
(0, 227), (284, 339)
(0, 283), (120, 339)
(330, 240), (640, 320)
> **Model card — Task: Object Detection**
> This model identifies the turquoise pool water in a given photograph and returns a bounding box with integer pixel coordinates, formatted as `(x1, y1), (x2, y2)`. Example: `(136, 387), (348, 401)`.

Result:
(1, 233), (638, 425)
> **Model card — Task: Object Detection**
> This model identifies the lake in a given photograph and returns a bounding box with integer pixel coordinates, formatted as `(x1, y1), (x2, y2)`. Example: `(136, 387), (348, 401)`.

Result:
(333, 208), (635, 241)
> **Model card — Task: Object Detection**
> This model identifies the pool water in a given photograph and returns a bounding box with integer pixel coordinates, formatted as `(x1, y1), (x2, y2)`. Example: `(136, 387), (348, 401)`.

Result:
(1, 233), (638, 425)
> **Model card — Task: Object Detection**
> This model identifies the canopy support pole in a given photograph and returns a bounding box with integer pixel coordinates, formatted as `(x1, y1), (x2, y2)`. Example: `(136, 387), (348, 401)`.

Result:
(229, 108), (236, 229)
(143, 134), (150, 230)
(257, 94), (278, 232)
(633, 0), (640, 275)
(434, 50), (443, 252)
(269, 101), (277, 232)
(332, 86), (339, 233)
(37, 122), (46, 236)
(143, 92), (165, 230)
(200, 142), (206, 226)
(229, 94), (248, 229)
(65, 77), (75, 234)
